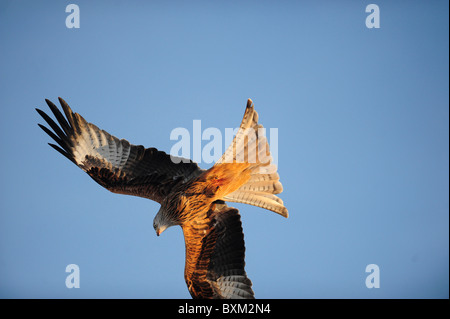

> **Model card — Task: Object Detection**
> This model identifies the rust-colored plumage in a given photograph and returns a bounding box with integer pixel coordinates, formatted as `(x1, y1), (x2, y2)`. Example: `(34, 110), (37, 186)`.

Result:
(36, 98), (287, 299)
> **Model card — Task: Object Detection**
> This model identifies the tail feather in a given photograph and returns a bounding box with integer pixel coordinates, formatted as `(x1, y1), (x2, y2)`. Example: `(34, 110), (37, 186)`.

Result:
(237, 180), (283, 194)
(213, 99), (288, 218)
(223, 191), (288, 217)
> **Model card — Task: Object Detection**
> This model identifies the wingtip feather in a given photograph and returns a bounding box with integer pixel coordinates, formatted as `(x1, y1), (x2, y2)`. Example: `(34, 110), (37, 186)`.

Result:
(58, 97), (69, 107)
(45, 98), (57, 108)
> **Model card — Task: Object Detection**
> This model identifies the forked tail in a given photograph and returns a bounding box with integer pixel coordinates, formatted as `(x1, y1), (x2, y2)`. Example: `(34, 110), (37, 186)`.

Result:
(206, 99), (288, 218)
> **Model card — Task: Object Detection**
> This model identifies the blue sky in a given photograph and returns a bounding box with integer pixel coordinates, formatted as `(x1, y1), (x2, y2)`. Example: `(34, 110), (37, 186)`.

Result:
(0, 1), (448, 298)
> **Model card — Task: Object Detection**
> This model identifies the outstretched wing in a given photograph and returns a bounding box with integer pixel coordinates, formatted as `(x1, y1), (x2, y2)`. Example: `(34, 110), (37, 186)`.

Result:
(36, 97), (203, 203)
(182, 201), (254, 299)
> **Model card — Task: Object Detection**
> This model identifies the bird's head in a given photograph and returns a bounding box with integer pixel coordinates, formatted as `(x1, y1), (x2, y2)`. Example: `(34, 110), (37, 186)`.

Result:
(153, 206), (175, 236)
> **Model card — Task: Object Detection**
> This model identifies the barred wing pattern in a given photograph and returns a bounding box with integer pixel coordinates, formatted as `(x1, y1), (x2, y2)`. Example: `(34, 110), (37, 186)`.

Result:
(217, 100), (288, 217)
(183, 201), (254, 299)
(36, 98), (202, 203)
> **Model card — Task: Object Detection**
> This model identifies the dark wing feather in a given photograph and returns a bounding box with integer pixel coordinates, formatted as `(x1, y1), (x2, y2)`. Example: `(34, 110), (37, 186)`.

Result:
(182, 201), (254, 299)
(36, 98), (203, 203)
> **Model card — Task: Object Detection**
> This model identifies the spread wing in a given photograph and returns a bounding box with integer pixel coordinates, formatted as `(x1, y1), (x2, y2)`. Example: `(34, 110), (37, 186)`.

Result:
(182, 201), (254, 299)
(36, 98), (203, 203)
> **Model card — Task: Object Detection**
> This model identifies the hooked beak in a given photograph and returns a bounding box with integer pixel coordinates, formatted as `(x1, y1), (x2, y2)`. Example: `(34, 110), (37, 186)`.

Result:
(156, 226), (167, 237)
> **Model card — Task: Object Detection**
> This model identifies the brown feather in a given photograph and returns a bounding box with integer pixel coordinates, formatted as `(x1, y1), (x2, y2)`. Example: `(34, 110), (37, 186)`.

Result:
(182, 201), (254, 299)
(37, 98), (203, 203)
(37, 97), (286, 299)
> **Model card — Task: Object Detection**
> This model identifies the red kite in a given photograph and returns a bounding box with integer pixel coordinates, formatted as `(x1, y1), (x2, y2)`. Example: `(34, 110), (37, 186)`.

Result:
(36, 98), (288, 299)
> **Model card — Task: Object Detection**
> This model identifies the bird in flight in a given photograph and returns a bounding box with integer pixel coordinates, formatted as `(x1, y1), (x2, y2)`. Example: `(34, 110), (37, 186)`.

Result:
(36, 98), (288, 299)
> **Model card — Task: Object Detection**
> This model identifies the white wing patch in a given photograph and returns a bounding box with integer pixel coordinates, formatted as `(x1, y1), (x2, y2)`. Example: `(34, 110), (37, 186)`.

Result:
(72, 115), (131, 170)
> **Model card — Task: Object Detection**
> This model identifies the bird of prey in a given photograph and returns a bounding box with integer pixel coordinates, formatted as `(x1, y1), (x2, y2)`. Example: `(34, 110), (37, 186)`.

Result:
(36, 98), (288, 299)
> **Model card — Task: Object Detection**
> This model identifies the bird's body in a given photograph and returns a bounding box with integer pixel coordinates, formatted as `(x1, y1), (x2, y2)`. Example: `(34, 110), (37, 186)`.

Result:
(37, 98), (287, 299)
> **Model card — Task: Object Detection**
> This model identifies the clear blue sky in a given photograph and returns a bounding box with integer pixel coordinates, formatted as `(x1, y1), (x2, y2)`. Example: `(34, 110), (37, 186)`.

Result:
(0, 1), (448, 298)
